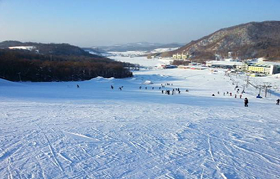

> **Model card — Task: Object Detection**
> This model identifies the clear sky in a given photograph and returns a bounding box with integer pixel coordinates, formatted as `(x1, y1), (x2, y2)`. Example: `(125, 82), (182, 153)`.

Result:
(0, 0), (280, 47)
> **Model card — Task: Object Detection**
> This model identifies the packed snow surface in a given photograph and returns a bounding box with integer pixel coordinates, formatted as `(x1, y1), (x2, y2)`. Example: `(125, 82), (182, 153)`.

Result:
(1, 56), (280, 179)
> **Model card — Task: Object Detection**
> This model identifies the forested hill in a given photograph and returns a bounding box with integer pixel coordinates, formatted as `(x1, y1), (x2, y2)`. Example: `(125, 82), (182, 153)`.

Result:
(0, 42), (133, 82)
(0, 41), (100, 57)
(162, 21), (280, 62)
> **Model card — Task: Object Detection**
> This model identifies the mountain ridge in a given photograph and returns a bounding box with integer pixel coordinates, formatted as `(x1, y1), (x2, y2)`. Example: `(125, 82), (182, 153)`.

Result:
(0, 40), (100, 57)
(162, 21), (280, 62)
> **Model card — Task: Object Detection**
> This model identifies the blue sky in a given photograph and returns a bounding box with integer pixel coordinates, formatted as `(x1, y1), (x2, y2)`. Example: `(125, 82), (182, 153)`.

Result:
(0, 0), (280, 47)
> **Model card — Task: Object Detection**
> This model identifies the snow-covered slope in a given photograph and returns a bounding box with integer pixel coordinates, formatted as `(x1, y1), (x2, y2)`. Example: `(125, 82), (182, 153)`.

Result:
(8, 46), (35, 50)
(108, 47), (180, 57)
(1, 57), (280, 179)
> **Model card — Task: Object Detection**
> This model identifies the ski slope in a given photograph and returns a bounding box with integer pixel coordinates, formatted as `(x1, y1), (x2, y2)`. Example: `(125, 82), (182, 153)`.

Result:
(1, 56), (280, 179)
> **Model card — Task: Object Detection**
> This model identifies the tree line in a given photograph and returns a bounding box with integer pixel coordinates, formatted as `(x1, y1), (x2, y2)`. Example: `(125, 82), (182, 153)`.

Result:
(0, 49), (133, 82)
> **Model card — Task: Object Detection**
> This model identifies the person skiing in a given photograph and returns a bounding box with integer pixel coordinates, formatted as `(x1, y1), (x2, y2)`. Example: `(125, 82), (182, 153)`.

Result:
(277, 99), (280, 105)
(111, 85), (114, 89)
(244, 98), (249, 107)
(77, 84), (80, 88)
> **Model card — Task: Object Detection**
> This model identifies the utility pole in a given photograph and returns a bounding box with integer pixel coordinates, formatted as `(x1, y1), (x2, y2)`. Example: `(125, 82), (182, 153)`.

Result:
(246, 74), (250, 88)
(263, 82), (272, 98)
(258, 85), (262, 95)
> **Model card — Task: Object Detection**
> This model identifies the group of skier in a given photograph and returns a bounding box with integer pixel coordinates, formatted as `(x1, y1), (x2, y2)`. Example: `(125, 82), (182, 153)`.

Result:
(110, 83), (189, 96)
(162, 88), (181, 95)
(243, 98), (279, 107)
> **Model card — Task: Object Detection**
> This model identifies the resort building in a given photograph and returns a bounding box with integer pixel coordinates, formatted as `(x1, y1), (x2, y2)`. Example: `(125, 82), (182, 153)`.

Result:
(172, 53), (187, 60)
(246, 61), (280, 75)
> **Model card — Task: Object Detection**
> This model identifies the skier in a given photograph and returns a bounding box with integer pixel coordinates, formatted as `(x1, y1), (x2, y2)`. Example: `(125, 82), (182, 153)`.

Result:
(139, 86), (142, 89)
(277, 99), (280, 105)
(111, 85), (114, 89)
(77, 84), (80, 88)
(244, 98), (249, 107)
(240, 94), (242, 99)
(235, 94), (237, 98)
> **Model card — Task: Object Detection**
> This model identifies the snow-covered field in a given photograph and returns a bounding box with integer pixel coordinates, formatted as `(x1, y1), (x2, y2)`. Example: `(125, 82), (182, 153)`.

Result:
(109, 47), (179, 57)
(1, 56), (280, 179)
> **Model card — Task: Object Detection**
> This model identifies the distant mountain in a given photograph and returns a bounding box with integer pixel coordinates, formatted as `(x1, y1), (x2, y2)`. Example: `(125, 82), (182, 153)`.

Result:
(92, 42), (184, 52)
(162, 21), (280, 62)
(0, 41), (100, 57)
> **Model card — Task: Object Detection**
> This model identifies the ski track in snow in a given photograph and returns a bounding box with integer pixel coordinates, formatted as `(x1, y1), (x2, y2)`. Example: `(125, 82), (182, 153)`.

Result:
(1, 56), (280, 178)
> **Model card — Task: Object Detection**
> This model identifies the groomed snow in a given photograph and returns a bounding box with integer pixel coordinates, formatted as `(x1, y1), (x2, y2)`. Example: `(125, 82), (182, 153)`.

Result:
(1, 56), (280, 179)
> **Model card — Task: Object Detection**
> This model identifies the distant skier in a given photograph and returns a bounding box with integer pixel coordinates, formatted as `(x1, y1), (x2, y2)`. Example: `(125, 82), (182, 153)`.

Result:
(235, 94), (237, 98)
(139, 86), (142, 89)
(77, 84), (80, 88)
(217, 91), (220, 95)
(244, 98), (249, 107)
(167, 90), (170, 95)
(111, 85), (114, 89)
(277, 99), (280, 105)
(240, 94), (242, 99)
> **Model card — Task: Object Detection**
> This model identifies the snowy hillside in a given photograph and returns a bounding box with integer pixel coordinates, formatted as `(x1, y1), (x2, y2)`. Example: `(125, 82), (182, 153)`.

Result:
(108, 47), (180, 57)
(1, 56), (280, 179)
(8, 46), (35, 50)
(150, 47), (179, 53)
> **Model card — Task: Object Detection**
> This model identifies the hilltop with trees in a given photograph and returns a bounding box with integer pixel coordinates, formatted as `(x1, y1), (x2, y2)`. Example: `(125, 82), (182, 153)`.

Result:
(0, 41), (133, 82)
